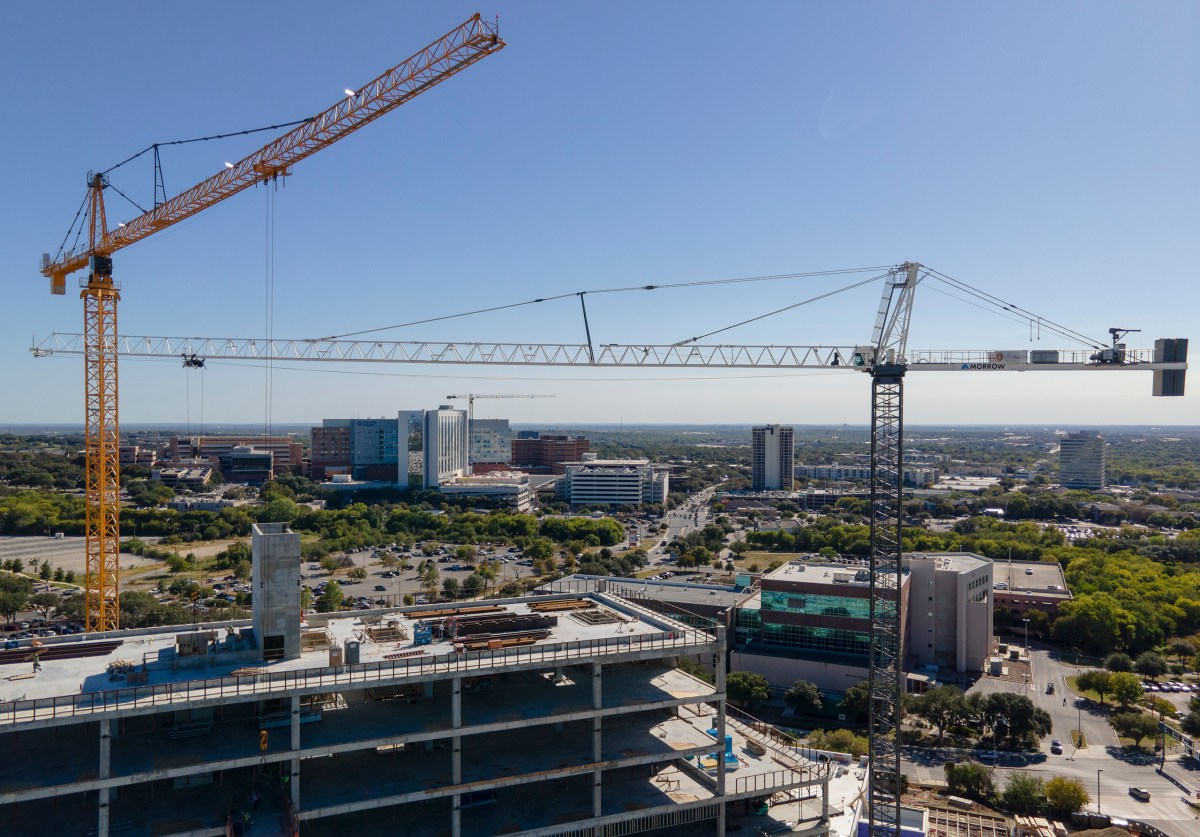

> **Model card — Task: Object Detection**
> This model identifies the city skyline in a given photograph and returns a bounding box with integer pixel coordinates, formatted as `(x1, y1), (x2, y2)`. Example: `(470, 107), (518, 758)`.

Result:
(2, 3), (1195, 426)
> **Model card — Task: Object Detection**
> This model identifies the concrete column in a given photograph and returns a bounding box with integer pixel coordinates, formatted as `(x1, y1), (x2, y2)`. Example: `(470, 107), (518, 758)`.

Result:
(822, 779), (830, 822)
(715, 626), (727, 836)
(452, 677), (462, 837)
(97, 719), (112, 837)
(424, 680), (436, 752)
(290, 695), (301, 809)
(592, 662), (602, 818)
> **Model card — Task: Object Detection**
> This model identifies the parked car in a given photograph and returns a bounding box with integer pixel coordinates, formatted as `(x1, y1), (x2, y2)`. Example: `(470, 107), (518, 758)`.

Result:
(374, 585), (387, 592)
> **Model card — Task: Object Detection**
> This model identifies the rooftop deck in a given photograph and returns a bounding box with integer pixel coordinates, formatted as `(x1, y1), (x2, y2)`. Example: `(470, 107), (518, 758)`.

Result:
(0, 593), (715, 727)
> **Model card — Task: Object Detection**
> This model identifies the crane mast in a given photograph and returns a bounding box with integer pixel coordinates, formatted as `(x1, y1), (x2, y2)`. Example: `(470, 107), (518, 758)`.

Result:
(39, 15), (505, 632)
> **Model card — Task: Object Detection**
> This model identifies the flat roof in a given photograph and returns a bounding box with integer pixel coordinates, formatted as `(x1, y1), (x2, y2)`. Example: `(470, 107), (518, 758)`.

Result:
(992, 559), (1069, 594)
(763, 560), (908, 587)
(0, 593), (713, 724)
(577, 576), (752, 609)
(909, 551), (991, 573)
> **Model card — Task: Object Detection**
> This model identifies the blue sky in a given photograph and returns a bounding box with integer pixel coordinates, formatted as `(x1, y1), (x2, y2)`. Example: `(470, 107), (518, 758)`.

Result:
(1, 2), (1196, 427)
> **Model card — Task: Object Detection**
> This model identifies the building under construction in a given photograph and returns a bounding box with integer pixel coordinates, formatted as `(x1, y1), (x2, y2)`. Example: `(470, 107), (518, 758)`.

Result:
(0, 524), (851, 837)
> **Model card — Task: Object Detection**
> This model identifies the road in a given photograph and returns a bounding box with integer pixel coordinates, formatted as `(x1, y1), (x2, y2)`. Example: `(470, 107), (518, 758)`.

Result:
(903, 647), (1200, 835)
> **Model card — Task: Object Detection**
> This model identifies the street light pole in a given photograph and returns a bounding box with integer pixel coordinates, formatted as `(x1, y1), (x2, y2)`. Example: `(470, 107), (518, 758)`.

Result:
(1096, 768), (1103, 814)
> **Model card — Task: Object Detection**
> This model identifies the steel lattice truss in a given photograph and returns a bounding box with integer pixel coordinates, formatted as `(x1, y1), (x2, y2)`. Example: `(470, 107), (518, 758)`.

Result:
(82, 285), (121, 631)
(868, 367), (905, 836)
(30, 333), (1186, 372)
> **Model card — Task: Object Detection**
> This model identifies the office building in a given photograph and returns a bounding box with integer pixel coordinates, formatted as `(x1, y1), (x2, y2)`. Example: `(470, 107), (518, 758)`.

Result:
(732, 553), (992, 694)
(469, 418), (511, 471)
(167, 435), (303, 476)
(310, 421), (352, 480)
(796, 465), (940, 487)
(1059, 430), (1105, 489)
(310, 418), (400, 482)
(150, 465), (213, 491)
(559, 458), (670, 507)
(751, 425), (794, 491)
(226, 446), (275, 484)
(510, 433), (590, 474)
(422, 406), (469, 489)
(905, 553), (992, 675)
(0, 587), (849, 837)
(438, 471), (536, 512)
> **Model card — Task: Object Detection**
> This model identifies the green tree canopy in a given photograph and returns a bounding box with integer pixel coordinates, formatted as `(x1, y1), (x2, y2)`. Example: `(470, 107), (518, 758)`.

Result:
(783, 680), (823, 716)
(945, 762), (993, 801)
(1134, 651), (1168, 679)
(1002, 771), (1045, 815)
(726, 671), (770, 710)
(1109, 671), (1145, 707)
(1044, 776), (1088, 816)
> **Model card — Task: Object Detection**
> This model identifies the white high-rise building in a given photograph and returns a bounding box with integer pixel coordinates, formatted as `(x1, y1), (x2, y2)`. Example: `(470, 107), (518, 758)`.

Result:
(752, 425), (794, 491)
(1059, 431), (1105, 490)
(422, 406), (469, 489)
(470, 418), (512, 467)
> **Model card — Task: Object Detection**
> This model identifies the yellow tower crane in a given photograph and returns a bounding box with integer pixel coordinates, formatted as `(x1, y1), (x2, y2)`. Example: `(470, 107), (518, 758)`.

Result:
(39, 15), (505, 632)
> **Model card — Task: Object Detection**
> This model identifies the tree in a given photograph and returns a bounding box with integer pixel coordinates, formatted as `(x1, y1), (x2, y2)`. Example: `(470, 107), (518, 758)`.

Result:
(784, 680), (824, 716)
(38, 562), (53, 581)
(300, 587), (313, 612)
(420, 564), (441, 601)
(911, 685), (966, 744)
(839, 680), (870, 722)
(1109, 671), (1145, 707)
(983, 692), (1052, 746)
(0, 574), (34, 622)
(319, 556), (340, 576)
(316, 581), (344, 613)
(944, 762), (993, 801)
(442, 578), (461, 600)
(1104, 652), (1134, 673)
(1076, 669), (1113, 704)
(807, 728), (869, 758)
(1044, 776), (1088, 816)
(726, 671), (770, 710)
(455, 545), (478, 567)
(1143, 694), (1177, 719)
(165, 554), (189, 575)
(1110, 711), (1159, 748)
(347, 567), (367, 582)
(233, 560), (252, 581)
(461, 574), (484, 599)
(1002, 771), (1045, 815)
(28, 592), (60, 620)
(1134, 651), (1168, 679)
(1170, 639), (1196, 666)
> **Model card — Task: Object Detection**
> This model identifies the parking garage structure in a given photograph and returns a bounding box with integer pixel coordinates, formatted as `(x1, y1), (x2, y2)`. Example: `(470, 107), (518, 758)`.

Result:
(0, 592), (836, 837)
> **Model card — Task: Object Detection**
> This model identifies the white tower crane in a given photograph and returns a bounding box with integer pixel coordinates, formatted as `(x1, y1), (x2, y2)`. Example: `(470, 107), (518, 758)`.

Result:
(31, 262), (1188, 835)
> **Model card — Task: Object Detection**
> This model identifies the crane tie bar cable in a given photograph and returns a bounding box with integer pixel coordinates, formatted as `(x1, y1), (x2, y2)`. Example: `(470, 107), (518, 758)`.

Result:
(308, 266), (894, 342)
(100, 118), (315, 176)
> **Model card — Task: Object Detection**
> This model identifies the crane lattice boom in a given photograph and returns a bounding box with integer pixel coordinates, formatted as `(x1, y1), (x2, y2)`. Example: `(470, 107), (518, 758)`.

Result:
(41, 14), (504, 293)
(38, 14), (505, 632)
